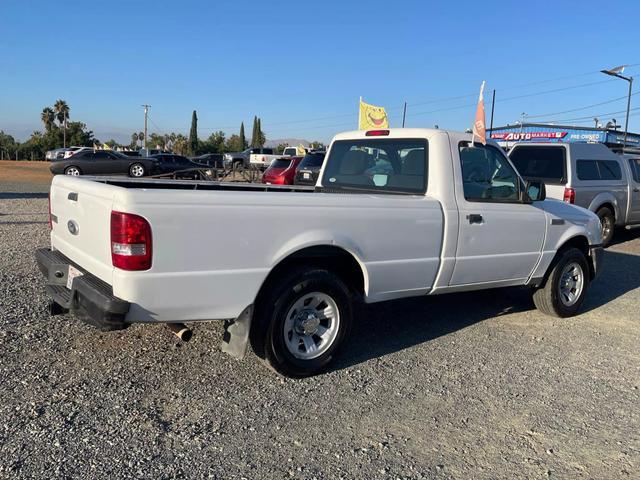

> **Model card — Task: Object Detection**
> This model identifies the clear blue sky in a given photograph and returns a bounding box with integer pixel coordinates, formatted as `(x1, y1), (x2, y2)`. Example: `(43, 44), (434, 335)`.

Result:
(2, 0), (640, 144)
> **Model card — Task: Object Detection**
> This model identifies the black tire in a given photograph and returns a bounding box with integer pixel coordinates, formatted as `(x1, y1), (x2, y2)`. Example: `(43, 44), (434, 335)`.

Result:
(532, 247), (590, 318)
(251, 268), (353, 377)
(596, 206), (615, 247)
(64, 166), (81, 176)
(233, 160), (243, 169)
(129, 163), (146, 177)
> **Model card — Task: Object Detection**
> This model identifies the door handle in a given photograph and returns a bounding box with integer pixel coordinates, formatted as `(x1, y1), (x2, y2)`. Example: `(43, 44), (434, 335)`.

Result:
(467, 213), (483, 224)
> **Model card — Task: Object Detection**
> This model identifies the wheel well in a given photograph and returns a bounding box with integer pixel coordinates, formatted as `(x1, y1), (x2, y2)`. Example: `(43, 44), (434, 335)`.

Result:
(595, 202), (616, 220)
(255, 245), (365, 307)
(558, 235), (594, 279)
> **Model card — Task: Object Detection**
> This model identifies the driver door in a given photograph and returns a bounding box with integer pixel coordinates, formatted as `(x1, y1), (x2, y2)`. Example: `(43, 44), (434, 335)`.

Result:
(450, 142), (546, 286)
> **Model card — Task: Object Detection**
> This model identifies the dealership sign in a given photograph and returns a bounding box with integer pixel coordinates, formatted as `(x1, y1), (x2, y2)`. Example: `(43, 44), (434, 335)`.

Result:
(490, 131), (568, 141)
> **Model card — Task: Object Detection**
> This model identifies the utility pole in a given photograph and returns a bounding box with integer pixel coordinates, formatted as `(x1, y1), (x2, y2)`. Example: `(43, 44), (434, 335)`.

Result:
(63, 111), (67, 148)
(489, 89), (496, 131)
(141, 104), (151, 149)
(402, 102), (407, 128)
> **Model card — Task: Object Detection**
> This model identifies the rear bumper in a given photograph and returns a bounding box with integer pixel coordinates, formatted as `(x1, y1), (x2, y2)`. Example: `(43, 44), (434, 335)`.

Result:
(35, 248), (130, 331)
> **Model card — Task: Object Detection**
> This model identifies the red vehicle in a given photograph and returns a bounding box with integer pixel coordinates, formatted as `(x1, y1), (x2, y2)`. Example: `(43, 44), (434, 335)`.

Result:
(261, 156), (304, 185)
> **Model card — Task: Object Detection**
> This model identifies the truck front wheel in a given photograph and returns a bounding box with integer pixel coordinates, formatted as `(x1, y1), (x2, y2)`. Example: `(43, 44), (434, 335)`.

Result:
(532, 247), (590, 318)
(252, 268), (353, 377)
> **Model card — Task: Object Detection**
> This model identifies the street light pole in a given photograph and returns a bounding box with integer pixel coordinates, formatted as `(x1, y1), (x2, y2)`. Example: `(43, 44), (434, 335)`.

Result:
(601, 66), (633, 152)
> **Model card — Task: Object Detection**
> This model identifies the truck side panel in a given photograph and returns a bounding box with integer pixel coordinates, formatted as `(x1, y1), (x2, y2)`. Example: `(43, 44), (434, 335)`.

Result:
(110, 190), (444, 322)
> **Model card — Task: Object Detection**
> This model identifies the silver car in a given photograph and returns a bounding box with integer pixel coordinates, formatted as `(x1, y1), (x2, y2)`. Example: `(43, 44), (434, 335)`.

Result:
(509, 142), (640, 246)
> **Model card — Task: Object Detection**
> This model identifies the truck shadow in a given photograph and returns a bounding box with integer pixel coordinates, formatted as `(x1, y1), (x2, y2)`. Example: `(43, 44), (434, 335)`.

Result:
(332, 250), (640, 372)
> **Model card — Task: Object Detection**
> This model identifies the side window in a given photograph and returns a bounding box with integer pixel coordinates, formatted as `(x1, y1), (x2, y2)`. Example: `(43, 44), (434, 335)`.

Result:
(629, 159), (640, 182)
(459, 144), (520, 202)
(576, 160), (599, 180)
(597, 160), (622, 180)
(93, 151), (109, 161)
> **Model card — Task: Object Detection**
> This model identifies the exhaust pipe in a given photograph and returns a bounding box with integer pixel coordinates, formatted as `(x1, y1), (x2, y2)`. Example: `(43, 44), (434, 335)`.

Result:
(167, 323), (192, 342)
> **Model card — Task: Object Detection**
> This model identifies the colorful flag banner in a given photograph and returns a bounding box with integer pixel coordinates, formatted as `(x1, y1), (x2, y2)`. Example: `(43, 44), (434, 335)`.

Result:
(359, 98), (389, 130)
(472, 81), (487, 145)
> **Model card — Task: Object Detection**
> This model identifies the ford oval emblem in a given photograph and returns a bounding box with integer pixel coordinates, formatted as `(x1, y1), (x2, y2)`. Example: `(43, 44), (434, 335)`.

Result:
(67, 220), (79, 235)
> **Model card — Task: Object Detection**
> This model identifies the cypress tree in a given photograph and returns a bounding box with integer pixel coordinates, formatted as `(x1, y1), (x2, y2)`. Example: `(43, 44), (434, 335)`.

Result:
(188, 110), (198, 155)
(239, 122), (246, 150)
(251, 116), (258, 148)
(257, 118), (264, 147)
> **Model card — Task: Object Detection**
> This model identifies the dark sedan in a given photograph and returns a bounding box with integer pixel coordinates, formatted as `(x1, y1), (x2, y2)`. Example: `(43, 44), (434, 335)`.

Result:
(50, 150), (196, 177)
(190, 153), (224, 168)
(148, 153), (206, 174)
(294, 151), (326, 186)
(50, 149), (165, 177)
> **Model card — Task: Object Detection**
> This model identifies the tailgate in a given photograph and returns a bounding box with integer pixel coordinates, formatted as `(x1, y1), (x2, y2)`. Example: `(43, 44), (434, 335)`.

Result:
(49, 176), (116, 285)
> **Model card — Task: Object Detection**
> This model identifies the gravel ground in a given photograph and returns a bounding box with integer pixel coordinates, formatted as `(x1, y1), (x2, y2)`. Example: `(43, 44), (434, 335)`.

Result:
(0, 181), (639, 479)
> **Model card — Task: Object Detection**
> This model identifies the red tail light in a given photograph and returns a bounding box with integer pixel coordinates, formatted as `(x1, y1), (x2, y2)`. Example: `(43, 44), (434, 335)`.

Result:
(48, 194), (52, 230)
(110, 211), (152, 270)
(365, 129), (390, 136)
(563, 187), (575, 204)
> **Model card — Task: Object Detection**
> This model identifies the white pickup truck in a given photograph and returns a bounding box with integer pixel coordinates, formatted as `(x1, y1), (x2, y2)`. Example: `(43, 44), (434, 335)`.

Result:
(37, 128), (603, 377)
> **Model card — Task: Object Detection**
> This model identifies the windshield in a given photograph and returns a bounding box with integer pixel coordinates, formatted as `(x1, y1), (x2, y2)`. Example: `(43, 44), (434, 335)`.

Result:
(299, 152), (325, 168)
(322, 139), (427, 193)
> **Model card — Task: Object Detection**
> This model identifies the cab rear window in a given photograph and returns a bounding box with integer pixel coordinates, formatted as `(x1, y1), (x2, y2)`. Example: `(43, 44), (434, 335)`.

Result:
(509, 146), (566, 184)
(322, 139), (427, 193)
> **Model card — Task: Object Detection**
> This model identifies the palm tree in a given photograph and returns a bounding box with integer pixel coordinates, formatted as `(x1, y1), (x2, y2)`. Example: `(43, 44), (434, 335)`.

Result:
(41, 107), (55, 132)
(131, 132), (139, 148)
(54, 100), (70, 147)
(53, 99), (70, 126)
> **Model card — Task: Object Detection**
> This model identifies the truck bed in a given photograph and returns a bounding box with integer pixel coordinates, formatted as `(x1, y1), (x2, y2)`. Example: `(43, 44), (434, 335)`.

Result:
(89, 176), (316, 192)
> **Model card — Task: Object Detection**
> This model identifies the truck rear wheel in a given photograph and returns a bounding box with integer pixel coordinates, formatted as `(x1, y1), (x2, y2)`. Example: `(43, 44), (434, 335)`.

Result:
(596, 207), (615, 247)
(251, 268), (353, 377)
(532, 247), (590, 318)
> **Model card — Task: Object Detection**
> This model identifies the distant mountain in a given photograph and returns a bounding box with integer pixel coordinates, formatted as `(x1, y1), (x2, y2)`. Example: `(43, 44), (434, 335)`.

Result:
(264, 138), (311, 148)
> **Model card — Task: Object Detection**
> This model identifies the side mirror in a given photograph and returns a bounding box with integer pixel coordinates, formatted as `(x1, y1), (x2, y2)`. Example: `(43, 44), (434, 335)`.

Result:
(525, 180), (546, 202)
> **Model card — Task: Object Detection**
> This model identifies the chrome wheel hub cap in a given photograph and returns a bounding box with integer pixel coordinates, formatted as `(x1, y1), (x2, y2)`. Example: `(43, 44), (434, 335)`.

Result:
(283, 292), (340, 360)
(558, 262), (584, 307)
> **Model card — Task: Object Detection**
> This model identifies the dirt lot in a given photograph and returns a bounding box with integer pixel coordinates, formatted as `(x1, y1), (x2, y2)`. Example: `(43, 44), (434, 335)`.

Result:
(0, 179), (638, 479)
(0, 160), (52, 185)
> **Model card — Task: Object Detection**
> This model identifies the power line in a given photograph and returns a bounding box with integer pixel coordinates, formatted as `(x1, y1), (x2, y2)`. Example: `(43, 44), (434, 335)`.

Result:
(526, 91), (640, 119)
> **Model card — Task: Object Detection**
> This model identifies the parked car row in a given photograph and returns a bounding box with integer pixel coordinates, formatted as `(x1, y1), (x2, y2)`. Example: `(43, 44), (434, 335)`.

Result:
(262, 151), (326, 186)
(49, 149), (207, 177)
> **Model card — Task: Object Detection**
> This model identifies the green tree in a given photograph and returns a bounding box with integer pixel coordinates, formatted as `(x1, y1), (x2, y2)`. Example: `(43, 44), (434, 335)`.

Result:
(41, 107), (55, 132)
(188, 110), (198, 155)
(131, 132), (139, 148)
(204, 131), (226, 153)
(173, 134), (188, 155)
(250, 116), (258, 148)
(239, 122), (247, 150)
(309, 141), (324, 149)
(225, 134), (244, 152)
(275, 143), (288, 154)
(256, 118), (265, 147)
(53, 99), (70, 126)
